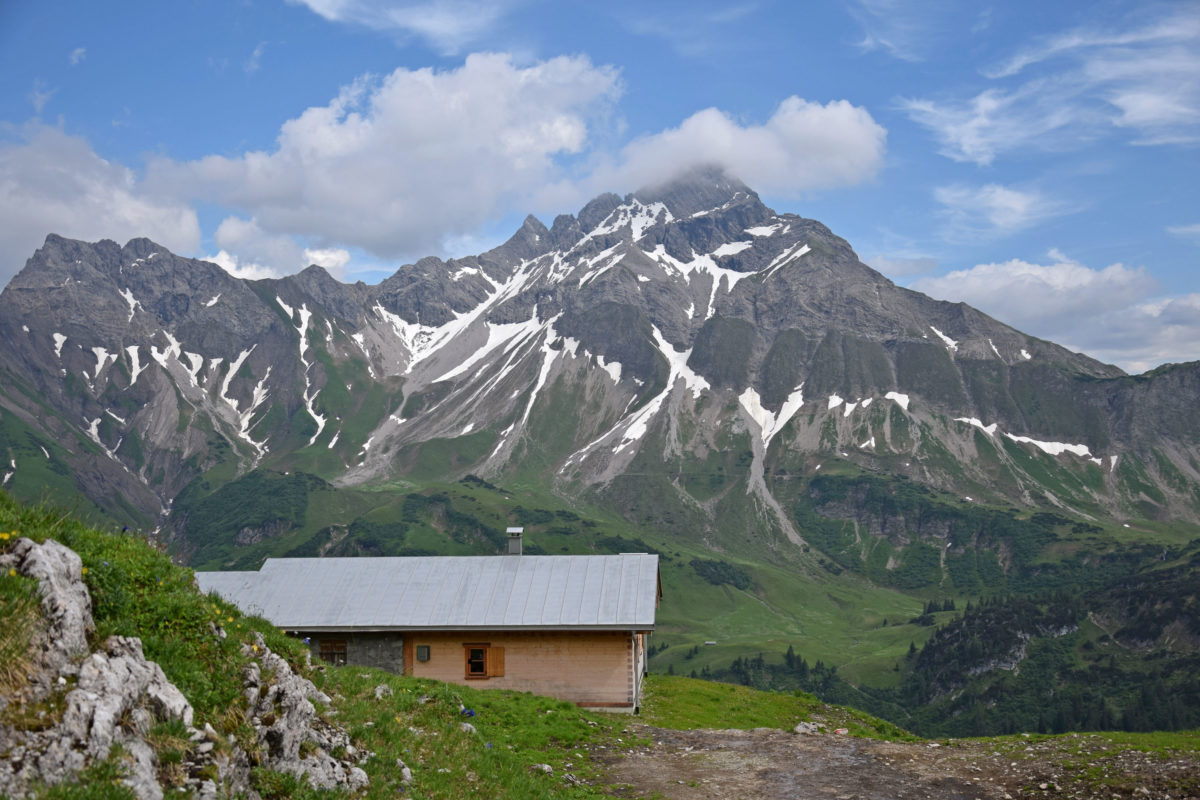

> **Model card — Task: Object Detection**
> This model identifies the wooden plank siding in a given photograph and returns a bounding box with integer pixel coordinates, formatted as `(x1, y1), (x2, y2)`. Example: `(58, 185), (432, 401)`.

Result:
(410, 630), (640, 708)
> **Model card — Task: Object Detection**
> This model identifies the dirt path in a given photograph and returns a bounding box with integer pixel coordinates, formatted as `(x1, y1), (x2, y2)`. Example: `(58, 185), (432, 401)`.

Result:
(596, 725), (1200, 800)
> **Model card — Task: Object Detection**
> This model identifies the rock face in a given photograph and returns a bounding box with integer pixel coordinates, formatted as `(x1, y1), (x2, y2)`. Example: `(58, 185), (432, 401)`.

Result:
(1, 537), (93, 687)
(0, 538), (367, 799)
(0, 166), (1197, 551)
(242, 632), (368, 792)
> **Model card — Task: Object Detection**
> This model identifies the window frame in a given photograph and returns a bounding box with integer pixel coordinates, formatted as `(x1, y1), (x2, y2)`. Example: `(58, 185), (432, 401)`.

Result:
(464, 643), (489, 679)
(463, 642), (504, 679)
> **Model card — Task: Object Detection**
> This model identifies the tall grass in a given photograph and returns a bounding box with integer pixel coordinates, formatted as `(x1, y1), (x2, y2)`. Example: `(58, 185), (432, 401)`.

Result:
(0, 552), (40, 695)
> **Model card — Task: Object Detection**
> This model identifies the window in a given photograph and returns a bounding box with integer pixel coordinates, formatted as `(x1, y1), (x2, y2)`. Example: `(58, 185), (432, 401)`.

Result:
(415, 645), (431, 662)
(463, 643), (504, 679)
(318, 639), (347, 665)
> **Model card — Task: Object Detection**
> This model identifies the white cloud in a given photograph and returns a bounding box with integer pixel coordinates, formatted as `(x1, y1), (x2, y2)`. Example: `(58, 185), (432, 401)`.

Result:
(601, 96), (886, 198)
(69, 47), (87, 66)
(304, 247), (351, 277)
(1168, 222), (1200, 243)
(288, 0), (513, 54)
(147, 53), (621, 264)
(902, 7), (1200, 163)
(986, 11), (1200, 80)
(204, 250), (284, 281)
(909, 250), (1200, 371)
(0, 123), (200, 288)
(214, 216), (306, 274)
(934, 183), (1066, 238)
(900, 85), (1085, 166)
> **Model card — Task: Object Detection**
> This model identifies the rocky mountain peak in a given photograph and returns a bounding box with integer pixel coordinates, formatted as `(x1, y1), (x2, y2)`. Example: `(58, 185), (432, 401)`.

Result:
(577, 192), (623, 233)
(633, 165), (759, 218)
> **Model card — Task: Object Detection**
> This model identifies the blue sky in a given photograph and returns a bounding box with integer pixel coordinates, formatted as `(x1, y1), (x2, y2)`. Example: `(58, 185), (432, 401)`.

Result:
(1, 0), (1197, 372)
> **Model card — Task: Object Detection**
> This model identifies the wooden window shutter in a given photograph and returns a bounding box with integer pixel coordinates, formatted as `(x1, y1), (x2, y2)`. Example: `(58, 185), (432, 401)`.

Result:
(489, 646), (505, 677)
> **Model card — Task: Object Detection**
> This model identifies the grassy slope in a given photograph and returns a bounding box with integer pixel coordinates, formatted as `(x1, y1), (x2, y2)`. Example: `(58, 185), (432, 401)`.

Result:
(0, 492), (618, 799)
(3, 489), (1198, 798)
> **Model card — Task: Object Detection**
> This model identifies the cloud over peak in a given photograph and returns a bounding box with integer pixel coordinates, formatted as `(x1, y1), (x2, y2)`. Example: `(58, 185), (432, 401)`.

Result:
(608, 97), (886, 198)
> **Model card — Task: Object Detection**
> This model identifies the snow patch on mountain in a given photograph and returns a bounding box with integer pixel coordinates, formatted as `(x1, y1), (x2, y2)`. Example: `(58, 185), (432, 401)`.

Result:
(276, 298), (327, 444)
(601, 327), (709, 456)
(91, 347), (116, 380)
(433, 316), (544, 383)
(126, 345), (147, 386)
(653, 327), (709, 399)
(885, 391), (910, 410)
(1004, 433), (1092, 459)
(518, 316), (566, 428)
(597, 355), (622, 384)
(53, 333), (67, 358)
(645, 244), (756, 319)
(583, 200), (672, 245)
(150, 331), (182, 370)
(955, 417), (998, 436)
(930, 326), (958, 352)
(712, 241), (753, 257)
(761, 242), (810, 280)
(119, 288), (142, 323)
(183, 352), (204, 386)
(739, 384), (805, 447)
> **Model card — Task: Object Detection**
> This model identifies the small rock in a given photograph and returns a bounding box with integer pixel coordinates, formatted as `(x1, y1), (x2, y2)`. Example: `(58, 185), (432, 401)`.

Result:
(530, 763), (553, 774)
(460, 722), (477, 734)
(374, 684), (393, 700)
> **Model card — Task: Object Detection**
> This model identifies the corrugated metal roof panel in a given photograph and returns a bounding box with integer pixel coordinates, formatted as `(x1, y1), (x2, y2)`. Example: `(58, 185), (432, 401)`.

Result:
(195, 554), (658, 631)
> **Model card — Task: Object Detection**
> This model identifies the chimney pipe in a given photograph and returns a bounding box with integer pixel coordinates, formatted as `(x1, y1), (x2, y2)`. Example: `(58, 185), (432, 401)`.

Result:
(505, 527), (523, 555)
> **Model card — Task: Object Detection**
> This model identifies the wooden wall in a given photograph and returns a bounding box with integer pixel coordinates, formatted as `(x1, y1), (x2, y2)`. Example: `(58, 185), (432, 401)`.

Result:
(410, 630), (638, 708)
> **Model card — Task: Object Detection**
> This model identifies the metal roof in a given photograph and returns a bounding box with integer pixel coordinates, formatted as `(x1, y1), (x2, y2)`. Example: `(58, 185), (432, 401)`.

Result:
(195, 554), (659, 631)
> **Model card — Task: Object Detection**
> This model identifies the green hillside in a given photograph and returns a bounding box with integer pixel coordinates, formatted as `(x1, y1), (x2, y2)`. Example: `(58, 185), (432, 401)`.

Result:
(3, 490), (1198, 798)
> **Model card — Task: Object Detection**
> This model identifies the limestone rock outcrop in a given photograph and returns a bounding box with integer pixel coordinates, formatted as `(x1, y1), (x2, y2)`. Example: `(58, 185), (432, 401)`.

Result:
(0, 537), (368, 799)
